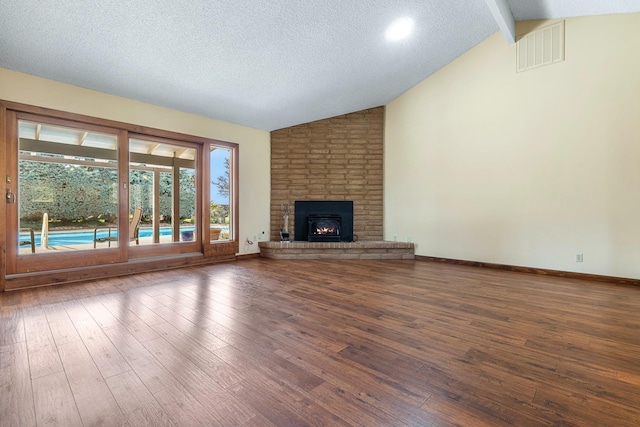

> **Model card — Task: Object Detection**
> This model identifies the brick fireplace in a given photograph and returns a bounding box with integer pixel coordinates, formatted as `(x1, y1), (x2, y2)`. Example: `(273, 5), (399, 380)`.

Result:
(264, 107), (414, 260)
(270, 107), (383, 241)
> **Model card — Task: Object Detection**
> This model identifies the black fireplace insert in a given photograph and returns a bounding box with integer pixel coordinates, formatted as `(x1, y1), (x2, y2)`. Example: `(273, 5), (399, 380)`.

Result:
(294, 201), (353, 242)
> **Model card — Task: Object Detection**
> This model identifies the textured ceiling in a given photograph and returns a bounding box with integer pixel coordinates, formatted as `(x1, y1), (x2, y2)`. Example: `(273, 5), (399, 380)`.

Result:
(508, 0), (640, 21)
(1, 1), (639, 131)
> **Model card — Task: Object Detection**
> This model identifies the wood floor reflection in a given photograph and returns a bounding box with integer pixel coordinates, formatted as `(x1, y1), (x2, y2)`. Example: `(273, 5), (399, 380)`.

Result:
(2, 258), (639, 426)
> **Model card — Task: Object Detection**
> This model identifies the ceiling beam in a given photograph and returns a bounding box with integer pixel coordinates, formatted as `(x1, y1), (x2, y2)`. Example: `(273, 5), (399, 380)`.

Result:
(78, 131), (88, 145)
(174, 148), (189, 158)
(19, 138), (194, 169)
(484, 0), (516, 44)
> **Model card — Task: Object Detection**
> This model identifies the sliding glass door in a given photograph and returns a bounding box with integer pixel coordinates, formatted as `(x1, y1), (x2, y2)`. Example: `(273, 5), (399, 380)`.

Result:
(3, 105), (239, 277)
(128, 135), (199, 257)
(6, 113), (124, 273)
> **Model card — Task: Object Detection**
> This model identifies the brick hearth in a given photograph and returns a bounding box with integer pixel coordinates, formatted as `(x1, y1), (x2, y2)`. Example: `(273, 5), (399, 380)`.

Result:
(258, 241), (414, 260)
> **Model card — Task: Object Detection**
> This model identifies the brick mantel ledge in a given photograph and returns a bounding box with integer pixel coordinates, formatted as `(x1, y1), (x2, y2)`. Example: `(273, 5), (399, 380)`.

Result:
(258, 241), (414, 260)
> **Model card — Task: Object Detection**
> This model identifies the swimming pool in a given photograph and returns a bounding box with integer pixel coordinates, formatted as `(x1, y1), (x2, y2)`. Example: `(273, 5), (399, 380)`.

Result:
(20, 226), (227, 247)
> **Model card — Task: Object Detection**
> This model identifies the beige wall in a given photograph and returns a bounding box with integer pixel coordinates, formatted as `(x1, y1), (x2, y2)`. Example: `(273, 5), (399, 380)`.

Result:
(385, 13), (640, 279)
(0, 68), (271, 255)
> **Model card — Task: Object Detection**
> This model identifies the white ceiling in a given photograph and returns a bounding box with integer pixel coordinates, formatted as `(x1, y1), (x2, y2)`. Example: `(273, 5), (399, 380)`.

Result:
(1, 1), (639, 131)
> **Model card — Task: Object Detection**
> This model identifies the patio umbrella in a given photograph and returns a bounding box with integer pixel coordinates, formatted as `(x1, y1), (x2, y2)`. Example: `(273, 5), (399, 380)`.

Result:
(41, 212), (49, 248)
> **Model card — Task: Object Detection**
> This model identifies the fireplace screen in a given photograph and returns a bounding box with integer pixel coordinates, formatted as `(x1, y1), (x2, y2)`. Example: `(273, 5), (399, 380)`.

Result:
(307, 215), (341, 242)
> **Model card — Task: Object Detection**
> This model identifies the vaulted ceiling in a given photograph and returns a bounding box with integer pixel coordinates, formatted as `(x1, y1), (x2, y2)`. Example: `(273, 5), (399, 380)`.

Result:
(1, 1), (639, 131)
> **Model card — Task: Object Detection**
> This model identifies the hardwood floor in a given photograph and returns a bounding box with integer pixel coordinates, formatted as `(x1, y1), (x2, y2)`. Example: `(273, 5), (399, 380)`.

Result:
(1, 258), (640, 426)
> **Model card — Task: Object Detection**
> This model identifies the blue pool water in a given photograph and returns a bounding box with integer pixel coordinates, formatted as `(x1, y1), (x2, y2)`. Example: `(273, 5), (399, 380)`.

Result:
(19, 226), (226, 247)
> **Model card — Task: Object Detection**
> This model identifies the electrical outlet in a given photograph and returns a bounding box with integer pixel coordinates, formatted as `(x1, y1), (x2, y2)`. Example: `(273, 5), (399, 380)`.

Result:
(393, 235), (397, 242)
(576, 253), (583, 262)
(407, 236), (412, 243)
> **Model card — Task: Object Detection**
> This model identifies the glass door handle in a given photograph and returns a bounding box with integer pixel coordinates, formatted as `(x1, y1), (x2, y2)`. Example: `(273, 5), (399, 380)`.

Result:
(6, 188), (15, 203)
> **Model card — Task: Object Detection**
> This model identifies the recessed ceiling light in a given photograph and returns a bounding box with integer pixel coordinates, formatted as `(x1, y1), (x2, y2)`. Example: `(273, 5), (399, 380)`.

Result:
(386, 17), (414, 42)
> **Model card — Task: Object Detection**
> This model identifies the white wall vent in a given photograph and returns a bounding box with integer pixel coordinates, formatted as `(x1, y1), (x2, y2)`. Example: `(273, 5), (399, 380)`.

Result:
(516, 21), (565, 72)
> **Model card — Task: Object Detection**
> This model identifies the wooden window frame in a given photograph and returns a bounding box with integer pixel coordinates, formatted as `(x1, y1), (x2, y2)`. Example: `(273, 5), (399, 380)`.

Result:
(0, 100), (239, 290)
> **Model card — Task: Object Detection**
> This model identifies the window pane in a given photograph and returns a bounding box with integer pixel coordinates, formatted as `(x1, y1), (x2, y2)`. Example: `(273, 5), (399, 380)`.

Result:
(210, 146), (231, 241)
(18, 120), (118, 253)
(129, 138), (197, 245)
